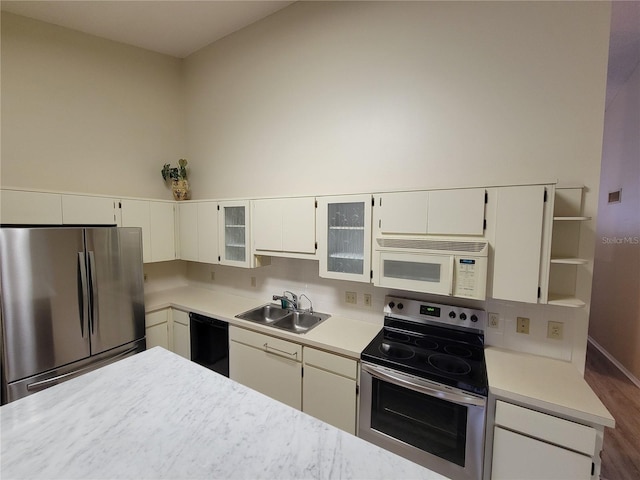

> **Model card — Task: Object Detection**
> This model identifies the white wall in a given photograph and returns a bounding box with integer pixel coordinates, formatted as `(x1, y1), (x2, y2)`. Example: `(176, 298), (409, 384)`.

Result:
(0, 3), (613, 372)
(183, 1), (610, 371)
(590, 61), (640, 381)
(185, 1), (609, 200)
(0, 13), (185, 199)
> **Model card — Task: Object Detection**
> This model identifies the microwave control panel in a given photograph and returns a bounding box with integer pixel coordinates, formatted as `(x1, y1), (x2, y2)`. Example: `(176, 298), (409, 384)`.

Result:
(453, 257), (486, 299)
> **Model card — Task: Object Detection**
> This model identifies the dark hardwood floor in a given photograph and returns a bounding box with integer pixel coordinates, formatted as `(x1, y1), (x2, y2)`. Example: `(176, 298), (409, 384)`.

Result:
(584, 342), (640, 480)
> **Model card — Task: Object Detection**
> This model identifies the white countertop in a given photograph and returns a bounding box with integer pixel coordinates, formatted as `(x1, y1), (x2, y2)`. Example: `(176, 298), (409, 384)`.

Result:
(145, 286), (382, 359)
(0, 347), (446, 480)
(485, 347), (614, 428)
(146, 286), (614, 430)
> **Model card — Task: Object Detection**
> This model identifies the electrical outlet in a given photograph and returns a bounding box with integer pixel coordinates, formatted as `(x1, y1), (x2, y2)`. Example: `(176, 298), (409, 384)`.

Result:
(364, 294), (372, 307)
(547, 321), (563, 340)
(143, 273), (148, 282)
(210, 271), (215, 281)
(516, 317), (530, 334)
(345, 291), (357, 304)
(250, 276), (257, 287)
(488, 313), (500, 329)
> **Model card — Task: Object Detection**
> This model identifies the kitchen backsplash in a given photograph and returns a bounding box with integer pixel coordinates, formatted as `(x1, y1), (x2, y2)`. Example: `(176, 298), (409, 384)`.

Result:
(145, 258), (576, 363)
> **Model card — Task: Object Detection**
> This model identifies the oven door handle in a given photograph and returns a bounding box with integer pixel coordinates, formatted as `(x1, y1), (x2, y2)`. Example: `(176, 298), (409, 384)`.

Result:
(362, 362), (486, 407)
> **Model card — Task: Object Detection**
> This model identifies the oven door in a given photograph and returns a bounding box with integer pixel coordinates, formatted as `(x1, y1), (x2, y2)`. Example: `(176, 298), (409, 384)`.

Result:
(359, 362), (486, 480)
(376, 251), (454, 296)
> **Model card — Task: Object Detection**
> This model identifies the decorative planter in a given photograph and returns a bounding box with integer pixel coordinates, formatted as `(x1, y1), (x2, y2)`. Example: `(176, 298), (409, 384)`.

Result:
(172, 179), (190, 201)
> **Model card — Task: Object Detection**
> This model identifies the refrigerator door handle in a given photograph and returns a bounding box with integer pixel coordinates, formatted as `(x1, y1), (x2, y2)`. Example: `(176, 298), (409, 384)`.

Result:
(88, 251), (98, 334)
(77, 253), (89, 338)
(26, 346), (139, 393)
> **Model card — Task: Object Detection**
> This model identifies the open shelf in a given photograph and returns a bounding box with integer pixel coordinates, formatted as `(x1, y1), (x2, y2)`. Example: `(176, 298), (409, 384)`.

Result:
(550, 257), (589, 265)
(553, 216), (591, 221)
(547, 295), (586, 308)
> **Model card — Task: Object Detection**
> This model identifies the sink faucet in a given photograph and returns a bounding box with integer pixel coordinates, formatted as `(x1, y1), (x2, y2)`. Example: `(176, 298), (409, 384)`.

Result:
(273, 291), (298, 310)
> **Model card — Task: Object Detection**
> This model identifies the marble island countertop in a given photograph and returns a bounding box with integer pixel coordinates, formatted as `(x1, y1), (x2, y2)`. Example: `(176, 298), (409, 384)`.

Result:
(1, 347), (447, 480)
(145, 286), (382, 359)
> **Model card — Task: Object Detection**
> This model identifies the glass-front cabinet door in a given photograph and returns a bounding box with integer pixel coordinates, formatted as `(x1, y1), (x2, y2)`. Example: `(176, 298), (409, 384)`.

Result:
(218, 200), (251, 268)
(317, 195), (372, 282)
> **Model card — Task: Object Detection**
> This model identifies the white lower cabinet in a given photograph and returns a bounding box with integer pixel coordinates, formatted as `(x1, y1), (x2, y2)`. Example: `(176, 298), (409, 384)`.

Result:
(491, 401), (597, 480)
(229, 326), (302, 409)
(302, 347), (358, 435)
(145, 309), (169, 350)
(172, 309), (191, 360)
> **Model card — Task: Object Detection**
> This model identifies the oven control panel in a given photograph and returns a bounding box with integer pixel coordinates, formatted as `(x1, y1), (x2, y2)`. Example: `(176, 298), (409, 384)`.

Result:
(383, 295), (486, 331)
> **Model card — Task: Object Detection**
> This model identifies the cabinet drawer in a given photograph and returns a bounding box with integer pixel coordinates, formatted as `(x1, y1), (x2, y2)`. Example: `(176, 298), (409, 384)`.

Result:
(172, 309), (189, 326)
(230, 326), (301, 362)
(303, 347), (357, 379)
(495, 401), (597, 455)
(146, 309), (168, 328)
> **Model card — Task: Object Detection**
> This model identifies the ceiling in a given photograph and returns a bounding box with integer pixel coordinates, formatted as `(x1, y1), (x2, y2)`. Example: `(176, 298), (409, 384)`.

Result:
(2, 1), (639, 105)
(0, 1), (295, 58)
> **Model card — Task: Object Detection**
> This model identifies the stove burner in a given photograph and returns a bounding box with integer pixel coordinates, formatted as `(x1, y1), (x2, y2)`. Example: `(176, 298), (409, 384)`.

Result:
(385, 331), (411, 343)
(379, 342), (415, 360)
(427, 354), (472, 376)
(415, 338), (439, 350)
(444, 344), (473, 358)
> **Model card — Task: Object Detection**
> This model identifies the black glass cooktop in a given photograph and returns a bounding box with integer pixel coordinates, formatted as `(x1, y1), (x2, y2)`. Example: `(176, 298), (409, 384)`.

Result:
(361, 319), (488, 396)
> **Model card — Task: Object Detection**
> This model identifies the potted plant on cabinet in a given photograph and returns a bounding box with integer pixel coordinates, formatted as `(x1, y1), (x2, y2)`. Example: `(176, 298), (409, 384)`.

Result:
(161, 158), (190, 200)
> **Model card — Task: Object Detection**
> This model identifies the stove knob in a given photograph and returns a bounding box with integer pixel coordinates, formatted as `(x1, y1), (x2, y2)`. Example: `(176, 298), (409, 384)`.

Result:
(388, 301), (395, 309)
(470, 314), (478, 323)
(460, 313), (467, 321)
(397, 303), (404, 310)
(449, 311), (456, 319)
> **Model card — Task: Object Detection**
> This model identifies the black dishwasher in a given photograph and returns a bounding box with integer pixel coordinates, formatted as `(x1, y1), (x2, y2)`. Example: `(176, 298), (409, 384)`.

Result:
(189, 312), (229, 377)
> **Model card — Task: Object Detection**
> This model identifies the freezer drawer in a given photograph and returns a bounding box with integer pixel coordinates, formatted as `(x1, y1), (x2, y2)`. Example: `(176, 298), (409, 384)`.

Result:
(4, 339), (145, 404)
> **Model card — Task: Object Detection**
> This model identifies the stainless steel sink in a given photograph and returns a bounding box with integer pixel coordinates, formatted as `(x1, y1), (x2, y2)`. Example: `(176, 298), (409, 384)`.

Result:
(272, 311), (331, 334)
(236, 304), (330, 334)
(235, 304), (289, 324)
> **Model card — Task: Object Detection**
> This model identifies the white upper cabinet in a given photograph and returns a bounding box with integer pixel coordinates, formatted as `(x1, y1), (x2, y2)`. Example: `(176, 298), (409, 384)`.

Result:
(218, 200), (252, 268)
(253, 199), (283, 252)
(62, 195), (120, 225)
(1, 190), (63, 224)
(427, 188), (485, 235)
(177, 201), (219, 264)
(252, 197), (316, 256)
(375, 188), (486, 236)
(317, 194), (372, 283)
(148, 201), (176, 262)
(376, 191), (428, 234)
(121, 199), (152, 263)
(123, 199), (176, 263)
(178, 203), (199, 261)
(492, 185), (548, 303)
(197, 201), (219, 264)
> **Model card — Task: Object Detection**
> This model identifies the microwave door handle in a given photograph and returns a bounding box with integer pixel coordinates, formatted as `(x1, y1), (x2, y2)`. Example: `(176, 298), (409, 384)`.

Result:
(448, 255), (455, 295)
(362, 363), (485, 407)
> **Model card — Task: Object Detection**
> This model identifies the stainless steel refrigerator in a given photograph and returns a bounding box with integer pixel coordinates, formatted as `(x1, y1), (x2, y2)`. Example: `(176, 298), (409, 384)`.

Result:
(0, 227), (146, 404)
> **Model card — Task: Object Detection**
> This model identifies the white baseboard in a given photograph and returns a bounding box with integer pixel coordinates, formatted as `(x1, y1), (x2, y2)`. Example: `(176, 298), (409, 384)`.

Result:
(588, 336), (640, 389)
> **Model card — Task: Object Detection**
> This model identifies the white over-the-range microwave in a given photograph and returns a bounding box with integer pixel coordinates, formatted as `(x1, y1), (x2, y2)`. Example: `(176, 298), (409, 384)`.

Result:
(372, 237), (488, 300)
